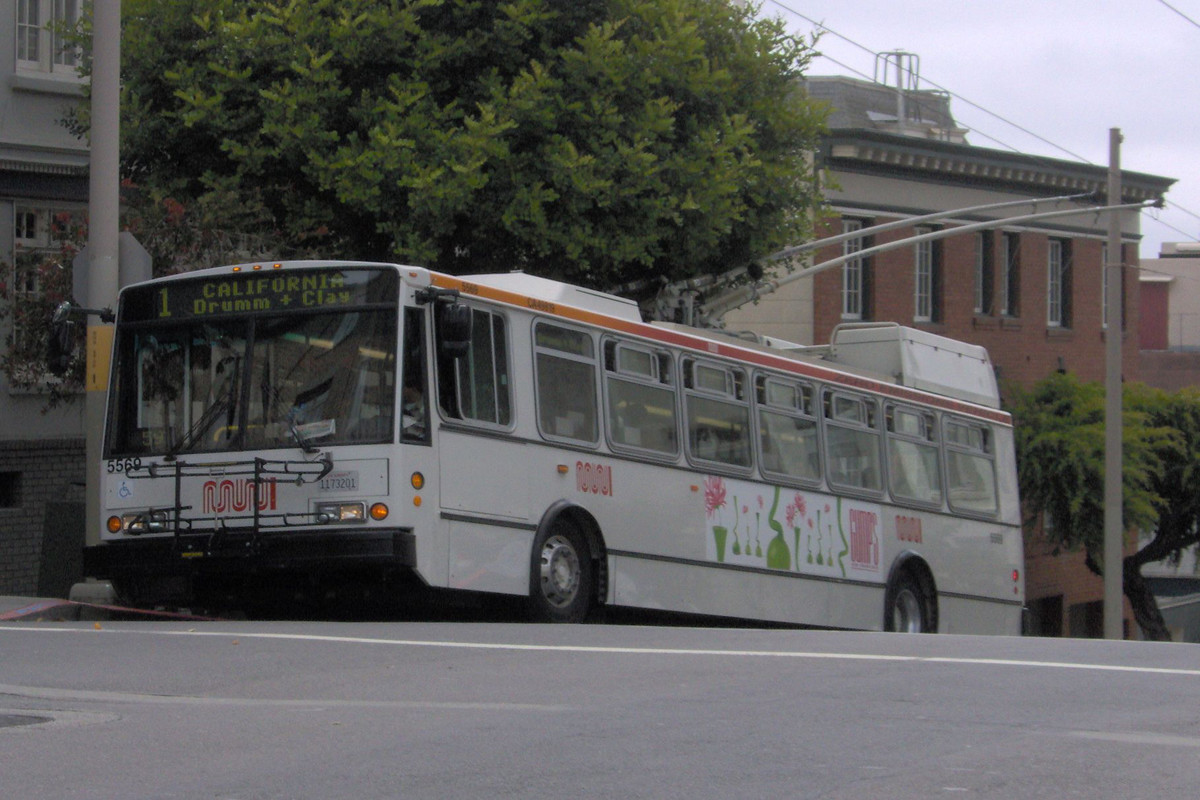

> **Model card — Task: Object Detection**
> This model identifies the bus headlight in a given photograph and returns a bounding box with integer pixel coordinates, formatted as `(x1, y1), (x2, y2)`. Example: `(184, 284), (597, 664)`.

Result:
(116, 510), (168, 535)
(315, 502), (366, 524)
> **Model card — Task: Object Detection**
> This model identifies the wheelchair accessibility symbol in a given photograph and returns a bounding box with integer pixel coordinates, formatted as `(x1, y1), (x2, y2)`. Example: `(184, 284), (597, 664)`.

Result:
(118, 481), (132, 499)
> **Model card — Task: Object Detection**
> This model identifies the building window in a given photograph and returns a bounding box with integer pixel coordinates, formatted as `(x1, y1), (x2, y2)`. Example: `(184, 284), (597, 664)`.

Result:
(1000, 232), (1020, 317)
(14, 0), (82, 78)
(15, 206), (48, 247)
(841, 218), (866, 320)
(1047, 239), (1072, 328)
(913, 227), (940, 323)
(974, 231), (994, 315)
(0, 472), (21, 508)
(10, 207), (70, 362)
(11, 205), (80, 285)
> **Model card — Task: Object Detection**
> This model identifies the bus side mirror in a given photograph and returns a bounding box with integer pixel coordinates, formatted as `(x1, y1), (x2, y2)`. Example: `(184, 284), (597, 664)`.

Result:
(438, 302), (471, 360)
(47, 302), (77, 377)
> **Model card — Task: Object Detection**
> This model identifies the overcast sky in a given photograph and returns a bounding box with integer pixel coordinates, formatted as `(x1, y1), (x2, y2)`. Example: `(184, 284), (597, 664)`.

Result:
(762, 0), (1200, 259)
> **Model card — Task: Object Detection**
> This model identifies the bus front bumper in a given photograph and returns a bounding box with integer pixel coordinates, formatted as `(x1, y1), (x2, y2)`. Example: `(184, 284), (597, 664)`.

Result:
(83, 528), (418, 581)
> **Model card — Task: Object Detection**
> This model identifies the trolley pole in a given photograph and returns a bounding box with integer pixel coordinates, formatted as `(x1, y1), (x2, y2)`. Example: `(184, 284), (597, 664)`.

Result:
(84, 0), (121, 551)
(1103, 128), (1124, 639)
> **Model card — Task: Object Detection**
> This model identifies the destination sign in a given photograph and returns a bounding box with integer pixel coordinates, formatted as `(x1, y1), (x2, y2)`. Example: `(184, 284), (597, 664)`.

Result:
(122, 268), (398, 322)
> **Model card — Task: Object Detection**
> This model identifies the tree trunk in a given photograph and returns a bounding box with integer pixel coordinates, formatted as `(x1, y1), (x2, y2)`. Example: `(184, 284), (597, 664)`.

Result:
(1123, 559), (1172, 641)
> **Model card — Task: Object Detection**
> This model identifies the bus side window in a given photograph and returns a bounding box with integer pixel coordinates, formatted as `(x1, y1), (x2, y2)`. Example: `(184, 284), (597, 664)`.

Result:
(400, 307), (429, 443)
(756, 375), (820, 484)
(436, 306), (512, 428)
(604, 340), (679, 457)
(944, 418), (999, 515)
(683, 358), (751, 470)
(823, 390), (882, 493)
(534, 322), (598, 444)
(885, 406), (942, 506)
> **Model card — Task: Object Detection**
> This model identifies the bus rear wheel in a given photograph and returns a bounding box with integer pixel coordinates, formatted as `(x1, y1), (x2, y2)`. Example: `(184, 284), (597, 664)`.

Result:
(886, 570), (933, 633)
(529, 521), (593, 623)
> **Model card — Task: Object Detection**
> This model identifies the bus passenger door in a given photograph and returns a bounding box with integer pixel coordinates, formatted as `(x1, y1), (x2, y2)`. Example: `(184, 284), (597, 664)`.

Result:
(399, 306), (443, 584)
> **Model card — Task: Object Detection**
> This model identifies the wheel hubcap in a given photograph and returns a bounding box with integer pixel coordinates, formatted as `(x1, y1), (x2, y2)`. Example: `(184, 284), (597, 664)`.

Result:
(540, 535), (581, 608)
(893, 587), (924, 633)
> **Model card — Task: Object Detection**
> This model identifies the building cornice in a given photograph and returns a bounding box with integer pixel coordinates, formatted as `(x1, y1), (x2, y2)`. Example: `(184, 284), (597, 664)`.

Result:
(820, 128), (1175, 204)
(0, 158), (89, 177)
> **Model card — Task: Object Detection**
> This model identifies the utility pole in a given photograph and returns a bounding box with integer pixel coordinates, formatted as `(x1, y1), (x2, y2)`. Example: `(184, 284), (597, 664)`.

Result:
(84, 1), (121, 554)
(1103, 128), (1124, 639)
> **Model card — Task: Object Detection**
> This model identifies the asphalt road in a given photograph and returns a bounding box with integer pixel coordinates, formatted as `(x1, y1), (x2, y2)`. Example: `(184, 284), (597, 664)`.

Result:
(3, 614), (1199, 799)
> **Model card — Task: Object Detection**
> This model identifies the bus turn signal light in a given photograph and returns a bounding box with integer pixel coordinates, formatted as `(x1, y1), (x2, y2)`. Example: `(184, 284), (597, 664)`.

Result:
(410, 472), (424, 490)
(106, 516), (122, 533)
(370, 503), (389, 521)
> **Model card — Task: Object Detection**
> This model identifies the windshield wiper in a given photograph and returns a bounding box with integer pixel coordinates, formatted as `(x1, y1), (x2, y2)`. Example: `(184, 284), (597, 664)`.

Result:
(166, 355), (240, 460)
(165, 392), (230, 460)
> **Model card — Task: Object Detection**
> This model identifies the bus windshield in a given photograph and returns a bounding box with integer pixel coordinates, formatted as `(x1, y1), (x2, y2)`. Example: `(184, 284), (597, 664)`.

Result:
(106, 268), (398, 457)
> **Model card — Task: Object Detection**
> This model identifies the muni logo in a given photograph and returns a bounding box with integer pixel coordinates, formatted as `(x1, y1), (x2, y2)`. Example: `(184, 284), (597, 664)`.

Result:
(202, 479), (278, 513)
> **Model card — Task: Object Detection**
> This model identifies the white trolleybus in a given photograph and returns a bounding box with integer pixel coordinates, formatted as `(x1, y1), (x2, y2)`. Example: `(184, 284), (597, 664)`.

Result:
(84, 260), (1024, 632)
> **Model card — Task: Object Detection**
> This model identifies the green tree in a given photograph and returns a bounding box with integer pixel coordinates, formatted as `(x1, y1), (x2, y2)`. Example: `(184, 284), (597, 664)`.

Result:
(1124, 383), (1200, 639)
(1008, 373), (1178, 640)
(99, 0), (826, 286)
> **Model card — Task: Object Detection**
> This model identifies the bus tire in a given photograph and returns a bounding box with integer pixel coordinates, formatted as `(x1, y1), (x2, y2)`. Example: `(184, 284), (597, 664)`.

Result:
(885, 568), (934, 633)
(529, 519), (593, 623)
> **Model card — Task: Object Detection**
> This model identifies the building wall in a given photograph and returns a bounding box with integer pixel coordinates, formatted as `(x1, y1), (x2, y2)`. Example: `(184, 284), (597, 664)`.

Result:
(1139, 351), (1200, 392)
(1140, 280), (1170, 351)
(1137, 251), (1200, 392)
(808, 217), (1142, 390)
(1141, 250), (1200, 352)
(1, 0), (89, 594)
(722, 274), (815, 345)
(0, 437), (86, 593)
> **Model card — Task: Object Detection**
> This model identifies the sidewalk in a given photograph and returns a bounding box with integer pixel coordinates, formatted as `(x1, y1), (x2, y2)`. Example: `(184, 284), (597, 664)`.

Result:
(0, 596), (87, 621)
(0, 595), (214, 622)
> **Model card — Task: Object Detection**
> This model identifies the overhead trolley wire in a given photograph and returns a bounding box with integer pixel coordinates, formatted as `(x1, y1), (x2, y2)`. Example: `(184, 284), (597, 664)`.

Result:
(764, 0), (1200, 245)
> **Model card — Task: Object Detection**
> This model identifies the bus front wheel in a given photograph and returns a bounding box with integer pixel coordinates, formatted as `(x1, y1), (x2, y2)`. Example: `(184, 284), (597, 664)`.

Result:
(529, 521), (593, 623)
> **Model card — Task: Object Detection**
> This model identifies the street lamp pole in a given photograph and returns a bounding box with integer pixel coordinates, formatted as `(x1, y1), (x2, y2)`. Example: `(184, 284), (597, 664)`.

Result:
(84, 0), (121, 553)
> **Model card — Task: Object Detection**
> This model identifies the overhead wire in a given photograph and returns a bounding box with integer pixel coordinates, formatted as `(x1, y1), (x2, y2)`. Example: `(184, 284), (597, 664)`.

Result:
(1156, 0), (1200, 30)
(764, 0), (1200, 246)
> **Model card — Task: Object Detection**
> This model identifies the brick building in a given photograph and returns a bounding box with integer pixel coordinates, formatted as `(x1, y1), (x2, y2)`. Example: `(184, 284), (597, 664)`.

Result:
(1135, 244), (1200, 641)
(1138, 243), (1200, 392)
(726, 72), (1175, 638)
(1, 0), (89, 595)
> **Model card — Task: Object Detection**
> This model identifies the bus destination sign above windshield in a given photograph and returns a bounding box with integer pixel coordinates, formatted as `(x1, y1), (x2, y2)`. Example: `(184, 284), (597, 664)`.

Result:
(124, 269), (398, 321)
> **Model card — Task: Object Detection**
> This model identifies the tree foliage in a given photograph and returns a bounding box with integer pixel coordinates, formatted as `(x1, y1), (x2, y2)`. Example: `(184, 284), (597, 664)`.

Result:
(1126, 383), (1200, 566)
(1007, 372), (1193, 640)
(96, 0), (827, 286)
(0, 214), (88, 406)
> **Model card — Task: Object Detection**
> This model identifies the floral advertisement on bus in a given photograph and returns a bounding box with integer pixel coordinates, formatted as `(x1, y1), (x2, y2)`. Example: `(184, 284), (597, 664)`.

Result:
(702, 475), (882, 580)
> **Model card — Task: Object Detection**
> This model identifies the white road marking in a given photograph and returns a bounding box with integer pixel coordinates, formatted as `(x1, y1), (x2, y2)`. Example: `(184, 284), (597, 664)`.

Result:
(1070, 730), (1200, 748)
(4, 624), (1200, 677)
